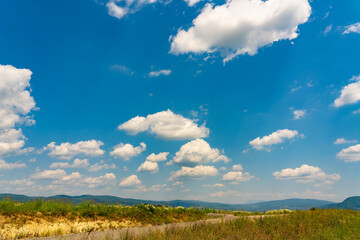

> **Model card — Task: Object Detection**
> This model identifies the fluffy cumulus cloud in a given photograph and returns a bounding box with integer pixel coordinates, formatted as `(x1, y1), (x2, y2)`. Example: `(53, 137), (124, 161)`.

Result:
(343, 22), (360, 34)
(203, 183), (224, 188)
(232, 164), (243, 171)
(333, 75), (360, 107)
(273, 164), (340, 185)
(336, 144), (360, 162)
(0, 65), (37, 156)
(168, 165), (218, 181)
(250, 129), (300, 151)
(118, 110), (209, 140)
(170, 139), (229, 166)
(31, 169), (67, 179)
(149, 69), (172, 77)
(334, 138), (357, 145)
(146, 152), (169, 162)
(222, 171), (253, 184)
(89, 161), (116, 172)
(110, 142), (146, 160)
(137, 161), (159, 173)
(119, 174), (142, 187)
(46, 140), (105, 160)
(170, 0), (311, 62)
(49, 158), (90, 169)
(293, 110), (306, 120)
(0, 159), (26, 170)
(83, 173), (116, 188)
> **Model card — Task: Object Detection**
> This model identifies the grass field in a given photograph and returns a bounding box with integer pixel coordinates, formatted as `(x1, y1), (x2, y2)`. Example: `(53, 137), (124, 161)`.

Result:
(139, 209), (360, 240)
(0, 198), (358, 239)
(0, 198), (216, 239)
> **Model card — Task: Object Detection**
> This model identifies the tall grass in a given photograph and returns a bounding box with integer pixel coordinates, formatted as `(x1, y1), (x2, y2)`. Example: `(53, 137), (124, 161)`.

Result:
(140, 209), (360, 240)
(0, 198), (216, 224)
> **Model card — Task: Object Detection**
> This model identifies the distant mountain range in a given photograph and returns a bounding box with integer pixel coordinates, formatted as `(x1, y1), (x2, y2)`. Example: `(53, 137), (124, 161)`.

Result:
(0, 193), (359, 211)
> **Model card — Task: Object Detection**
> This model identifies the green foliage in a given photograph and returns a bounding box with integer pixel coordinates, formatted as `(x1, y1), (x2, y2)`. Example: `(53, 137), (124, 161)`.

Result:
(0, 198), (216, 225)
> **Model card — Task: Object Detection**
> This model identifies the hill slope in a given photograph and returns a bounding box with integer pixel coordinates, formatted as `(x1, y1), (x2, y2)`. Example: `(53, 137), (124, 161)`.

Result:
(0, 193), (338, 211)
(322, 196), (360, 210)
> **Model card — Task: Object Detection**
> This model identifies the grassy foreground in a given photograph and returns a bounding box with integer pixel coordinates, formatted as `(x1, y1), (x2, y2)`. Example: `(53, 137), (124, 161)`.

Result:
(0, 198), (215, 239)
(139, 209), (360, 240)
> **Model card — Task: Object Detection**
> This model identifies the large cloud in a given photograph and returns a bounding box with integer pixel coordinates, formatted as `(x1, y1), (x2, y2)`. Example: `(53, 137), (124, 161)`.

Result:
(170, 0), (311, 62)
(0, 159), (26, 170)
(171, 139), (229, 166)
(46, 140), (105, 160)
(118, 110), (209, 140)
(31, 169), (67, 179)
(110, 142), (146, 160)
(0, 65), (37, 156)
(168, 165), (218, 181)
(249, 129), (300, 151)
(333, 75), (360, 107)
(273, 164), (340, 184)
(336, 144), (360, 162)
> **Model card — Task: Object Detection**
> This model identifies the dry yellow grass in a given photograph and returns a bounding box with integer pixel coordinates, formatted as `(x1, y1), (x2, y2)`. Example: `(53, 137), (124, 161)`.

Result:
(0, 215), (139, 239)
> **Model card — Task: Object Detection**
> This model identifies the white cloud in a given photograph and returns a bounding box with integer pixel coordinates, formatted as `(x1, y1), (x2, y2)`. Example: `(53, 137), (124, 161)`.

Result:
(232, 164), (243, 171)
(222, 171), (253, 184)
(336, 144), (360, 162)
(149, 69), (172, 77)
(137, 161), (159, 173)
(89, 161), (116, 172)
(333, 75), (360, 107)
(203, 183), (224, 188)
(323, 24), (332, 35)
(184, 0), (202, 7)
(31, 169), (67, 179)
(0, 129), (25, 156)
(118, 110), (209, 140)
(0, 65), (36, 129)
(273, 164), (340, 185)
(83, 173), (116, 188)
(293, 109), (306, 120)
(119, 174), (142, 187)
(46, 140), (105, 160)
(171, 139), (229, 166)
(250, 129), (300, 150)
(49, 158), (90, 169)
(172, 181), (183, 186)
(343, 22), (360, 34)
(134, 184), (167, 193)
(0, 65), (37, 156)
(110, 64), (134, 75)
(106, 0), (157, 20)
(168, 165), (218, 181)
(0, 179), (35, 187)
(170, 0), (311, 62)
(146, 152), (169, 162)
(110, 142), (146, 160)
(334, 138), (357, 145)
(106, 1), (128, 20)
(0, 159), (26, 170)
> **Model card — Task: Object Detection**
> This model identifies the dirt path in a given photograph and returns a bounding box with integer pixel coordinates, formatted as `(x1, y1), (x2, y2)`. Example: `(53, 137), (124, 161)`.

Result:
(30, 214), (281, 240)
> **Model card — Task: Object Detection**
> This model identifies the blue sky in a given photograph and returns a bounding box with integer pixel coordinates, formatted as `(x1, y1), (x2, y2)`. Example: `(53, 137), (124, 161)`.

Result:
(0, 0), (359, 203)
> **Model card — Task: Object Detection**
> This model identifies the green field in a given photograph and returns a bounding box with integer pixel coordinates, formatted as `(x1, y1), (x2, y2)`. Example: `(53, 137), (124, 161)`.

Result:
(0, 198), (359, 239)
(140, 209), (360, 240)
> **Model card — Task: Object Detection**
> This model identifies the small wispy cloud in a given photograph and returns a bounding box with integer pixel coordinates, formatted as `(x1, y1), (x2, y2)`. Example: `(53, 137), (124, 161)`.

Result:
(148, 69), (172, 77)
(110, 64), (134, 75)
